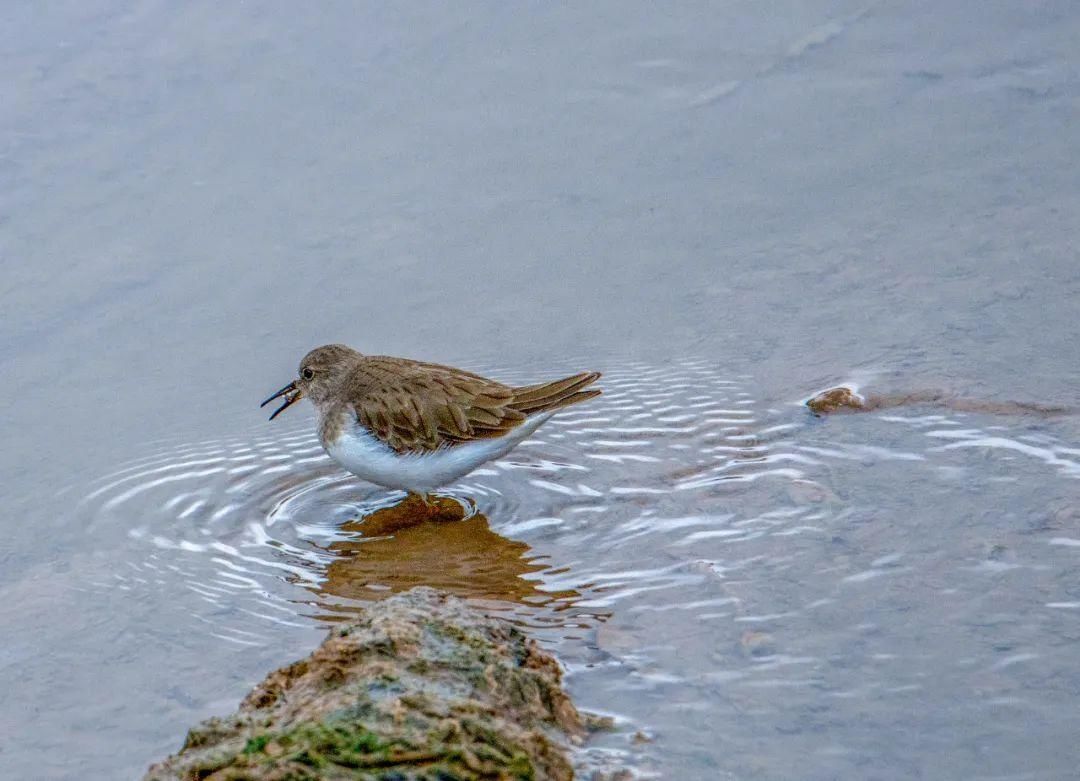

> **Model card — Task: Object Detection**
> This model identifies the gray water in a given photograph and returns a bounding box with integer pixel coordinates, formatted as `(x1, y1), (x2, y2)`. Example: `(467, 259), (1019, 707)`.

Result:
(2, 3), (1078, 779)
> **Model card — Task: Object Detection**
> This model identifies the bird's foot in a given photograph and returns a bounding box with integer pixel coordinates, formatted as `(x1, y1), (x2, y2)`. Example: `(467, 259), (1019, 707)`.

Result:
(403, 492), (475, 521)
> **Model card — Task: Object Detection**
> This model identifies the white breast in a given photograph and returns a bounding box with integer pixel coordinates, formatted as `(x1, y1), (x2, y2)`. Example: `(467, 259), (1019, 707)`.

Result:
(323, 413), (553, 494)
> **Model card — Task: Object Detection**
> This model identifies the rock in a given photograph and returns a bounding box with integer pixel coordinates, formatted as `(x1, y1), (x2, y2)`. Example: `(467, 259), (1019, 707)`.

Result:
(806, 386), (1070, 418)
(145, 587), (596, 780)
(805, 387), (868, 416)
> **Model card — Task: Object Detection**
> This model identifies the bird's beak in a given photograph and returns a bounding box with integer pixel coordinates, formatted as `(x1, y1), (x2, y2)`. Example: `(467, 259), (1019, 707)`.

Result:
(260, 380), (303, 421)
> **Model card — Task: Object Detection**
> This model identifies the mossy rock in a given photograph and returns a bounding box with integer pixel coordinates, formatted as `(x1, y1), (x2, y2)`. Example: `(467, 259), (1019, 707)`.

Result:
(144, 588), (591, 781)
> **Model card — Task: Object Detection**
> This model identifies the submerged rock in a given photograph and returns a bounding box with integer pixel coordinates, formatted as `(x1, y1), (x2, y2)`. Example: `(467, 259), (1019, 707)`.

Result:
(145, 588), (597, 781)
(806, 386), (1071, 418)
(805, 386), (870, 415)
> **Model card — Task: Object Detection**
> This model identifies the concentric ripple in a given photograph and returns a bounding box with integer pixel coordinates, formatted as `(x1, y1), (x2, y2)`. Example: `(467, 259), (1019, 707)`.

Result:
(72, 359), (818, 642)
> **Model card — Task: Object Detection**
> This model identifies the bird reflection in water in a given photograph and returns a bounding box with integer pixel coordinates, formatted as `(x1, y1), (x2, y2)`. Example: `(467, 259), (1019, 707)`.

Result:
(312, 494), (580, 619)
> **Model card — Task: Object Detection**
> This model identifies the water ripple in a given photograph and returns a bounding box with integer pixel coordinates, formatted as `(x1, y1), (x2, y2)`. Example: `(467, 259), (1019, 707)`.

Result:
(70, 361), (826, 641)
(67, 361), (1080, 781)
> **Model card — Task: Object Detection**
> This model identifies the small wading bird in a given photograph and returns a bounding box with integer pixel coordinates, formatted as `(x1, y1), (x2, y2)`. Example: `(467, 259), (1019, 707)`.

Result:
(261, 344), (602, 503)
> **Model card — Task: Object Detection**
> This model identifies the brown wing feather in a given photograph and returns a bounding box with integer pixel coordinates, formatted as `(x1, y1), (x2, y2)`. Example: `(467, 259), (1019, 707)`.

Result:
(350, 358), (601, 454)
(510, 371), (602, 414)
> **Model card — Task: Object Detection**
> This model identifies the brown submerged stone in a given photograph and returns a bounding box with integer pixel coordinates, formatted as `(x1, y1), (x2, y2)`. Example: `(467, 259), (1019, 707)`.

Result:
(805, 387), (871, 415)
(807, 386), (1072, 418)
(145, 588), (601, 781)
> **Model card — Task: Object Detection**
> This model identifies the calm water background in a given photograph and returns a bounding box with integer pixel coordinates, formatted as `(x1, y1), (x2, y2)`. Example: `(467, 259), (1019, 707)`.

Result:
(2, 2), (1079, 779)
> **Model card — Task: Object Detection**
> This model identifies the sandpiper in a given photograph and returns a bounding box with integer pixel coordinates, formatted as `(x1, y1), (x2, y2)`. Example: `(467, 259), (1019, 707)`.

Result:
(261, 344), (601, 499)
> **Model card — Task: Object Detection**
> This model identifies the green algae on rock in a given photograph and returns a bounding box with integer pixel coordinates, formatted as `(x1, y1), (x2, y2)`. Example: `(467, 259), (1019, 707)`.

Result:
(144, 588), (599, 781)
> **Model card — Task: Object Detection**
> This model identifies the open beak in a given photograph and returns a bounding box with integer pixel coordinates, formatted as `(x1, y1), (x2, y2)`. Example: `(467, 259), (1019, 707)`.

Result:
(260, 380), (302, 421)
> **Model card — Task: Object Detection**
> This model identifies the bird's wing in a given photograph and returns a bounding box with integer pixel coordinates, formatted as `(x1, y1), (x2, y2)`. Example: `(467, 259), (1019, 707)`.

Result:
(349, 357), (527, 453)
(351, 357), (603, 454)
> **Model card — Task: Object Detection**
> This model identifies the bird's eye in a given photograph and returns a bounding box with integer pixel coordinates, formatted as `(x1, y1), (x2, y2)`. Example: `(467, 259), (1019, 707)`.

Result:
(301, 367), (315, 380)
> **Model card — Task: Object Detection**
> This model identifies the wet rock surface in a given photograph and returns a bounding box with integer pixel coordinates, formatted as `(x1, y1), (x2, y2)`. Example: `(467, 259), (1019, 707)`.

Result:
(805, 386), (873, 415)
(145, 587), (601, 780)
(806, 386), (1072, 417)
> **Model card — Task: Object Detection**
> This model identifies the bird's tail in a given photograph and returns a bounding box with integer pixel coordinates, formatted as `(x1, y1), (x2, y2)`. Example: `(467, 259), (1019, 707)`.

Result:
(510, 371), (602, 416)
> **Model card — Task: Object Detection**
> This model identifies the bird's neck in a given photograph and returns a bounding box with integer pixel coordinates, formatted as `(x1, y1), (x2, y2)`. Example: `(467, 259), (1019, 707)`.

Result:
(315, 402), (351, 448)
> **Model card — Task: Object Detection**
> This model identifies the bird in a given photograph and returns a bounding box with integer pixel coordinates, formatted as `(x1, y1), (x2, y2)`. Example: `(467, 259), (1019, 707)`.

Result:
(261, 344), (602, 501)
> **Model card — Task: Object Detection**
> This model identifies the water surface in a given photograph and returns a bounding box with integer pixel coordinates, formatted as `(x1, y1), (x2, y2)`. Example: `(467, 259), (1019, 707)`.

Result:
(2, 3), (1079, 779)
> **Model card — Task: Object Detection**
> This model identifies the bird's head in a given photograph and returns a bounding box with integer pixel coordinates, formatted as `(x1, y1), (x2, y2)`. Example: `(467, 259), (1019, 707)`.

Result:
(261, 343), (361, 419)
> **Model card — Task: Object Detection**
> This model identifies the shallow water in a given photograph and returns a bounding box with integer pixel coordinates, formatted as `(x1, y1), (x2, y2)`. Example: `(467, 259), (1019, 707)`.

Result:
(2, 3), (1079, 780)
(16, 360), (1080, 779)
